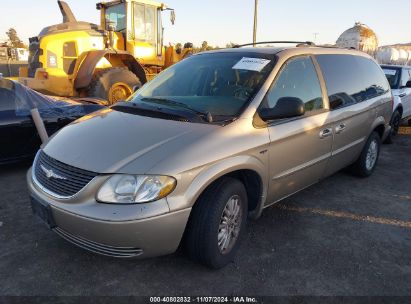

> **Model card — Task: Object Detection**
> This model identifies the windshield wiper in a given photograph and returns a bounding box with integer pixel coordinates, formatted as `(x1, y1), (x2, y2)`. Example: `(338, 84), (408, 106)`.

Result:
(140, 97), (214, 123)
(112, 101), (209, 123)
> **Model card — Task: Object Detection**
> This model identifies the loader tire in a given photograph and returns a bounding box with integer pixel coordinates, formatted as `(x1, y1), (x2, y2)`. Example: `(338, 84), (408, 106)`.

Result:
(88, 67), (142, 105)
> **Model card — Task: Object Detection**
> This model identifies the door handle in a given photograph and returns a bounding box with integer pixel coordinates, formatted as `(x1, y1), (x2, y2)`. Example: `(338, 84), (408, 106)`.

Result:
(319, 128), (332, 139)
(335, 123), (346, 134)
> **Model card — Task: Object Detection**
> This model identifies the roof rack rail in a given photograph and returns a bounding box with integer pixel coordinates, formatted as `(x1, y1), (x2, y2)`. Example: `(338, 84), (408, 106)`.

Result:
(233, 41), (316, 48)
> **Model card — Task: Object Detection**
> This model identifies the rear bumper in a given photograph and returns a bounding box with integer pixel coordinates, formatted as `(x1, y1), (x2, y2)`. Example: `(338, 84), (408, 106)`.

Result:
(19, 76), (73, 97)
(27, 168), (191, 259)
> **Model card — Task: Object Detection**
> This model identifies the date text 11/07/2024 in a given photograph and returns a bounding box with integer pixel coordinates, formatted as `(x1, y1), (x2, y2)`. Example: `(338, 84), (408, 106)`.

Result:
(149, 297), (258, 303)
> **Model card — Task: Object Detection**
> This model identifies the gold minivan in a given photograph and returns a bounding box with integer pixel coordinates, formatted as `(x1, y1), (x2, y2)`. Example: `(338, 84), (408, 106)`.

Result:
(28, 43), (392, 269)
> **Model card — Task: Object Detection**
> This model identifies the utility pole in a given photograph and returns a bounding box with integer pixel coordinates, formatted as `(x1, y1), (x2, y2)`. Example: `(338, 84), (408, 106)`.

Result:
(253, 0), (258, 46)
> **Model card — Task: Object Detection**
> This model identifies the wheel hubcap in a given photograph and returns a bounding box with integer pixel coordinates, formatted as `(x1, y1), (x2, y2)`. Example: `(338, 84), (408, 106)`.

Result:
(366, 140), (378, 170)
(218, 195), (242, 254)
(108, 83), (132, 104)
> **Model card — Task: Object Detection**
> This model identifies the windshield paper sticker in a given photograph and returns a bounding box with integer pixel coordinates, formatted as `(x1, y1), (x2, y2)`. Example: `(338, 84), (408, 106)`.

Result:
(383, 69), (397, 76)
(232, 57), (271, 72)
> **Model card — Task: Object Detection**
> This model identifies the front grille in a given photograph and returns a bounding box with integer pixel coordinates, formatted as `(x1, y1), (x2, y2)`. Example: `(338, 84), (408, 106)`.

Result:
(33, 150), (97, 198)
(54, 227), (143, 258)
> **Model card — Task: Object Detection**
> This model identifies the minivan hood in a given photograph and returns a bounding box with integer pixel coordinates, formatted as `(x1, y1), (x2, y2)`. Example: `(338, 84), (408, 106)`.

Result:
(43, 109), (217, 173)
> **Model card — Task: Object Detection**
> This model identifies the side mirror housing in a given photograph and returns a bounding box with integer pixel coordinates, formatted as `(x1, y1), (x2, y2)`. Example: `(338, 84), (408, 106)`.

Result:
(259, 97), (305, 121)
(406, 80), (411, 88)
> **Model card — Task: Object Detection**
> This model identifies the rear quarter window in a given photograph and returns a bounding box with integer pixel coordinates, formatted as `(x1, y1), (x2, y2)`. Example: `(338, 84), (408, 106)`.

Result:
(316, 54), (390, 110)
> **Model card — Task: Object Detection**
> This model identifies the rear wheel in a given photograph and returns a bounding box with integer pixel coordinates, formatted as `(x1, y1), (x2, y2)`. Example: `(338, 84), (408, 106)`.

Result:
(349, 132), (381, 177)
(384, 110), (401, 144)
(88, 67), (141, 105)
(184, 177), (248, 269)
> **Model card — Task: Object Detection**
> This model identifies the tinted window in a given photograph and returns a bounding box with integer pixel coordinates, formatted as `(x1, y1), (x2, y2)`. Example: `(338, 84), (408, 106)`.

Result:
(316, 55), (390, 110)
(0, 88), (15, 111)
(381, 66), (401, 89)
(260, 56), (324, 113)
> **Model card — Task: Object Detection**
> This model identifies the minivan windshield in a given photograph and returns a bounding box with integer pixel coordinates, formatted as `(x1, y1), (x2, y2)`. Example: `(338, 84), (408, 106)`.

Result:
(127, 52), (276, 123)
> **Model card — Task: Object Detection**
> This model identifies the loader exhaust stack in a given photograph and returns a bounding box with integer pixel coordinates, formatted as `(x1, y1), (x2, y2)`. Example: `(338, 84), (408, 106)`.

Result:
(57, 0), (77, 23)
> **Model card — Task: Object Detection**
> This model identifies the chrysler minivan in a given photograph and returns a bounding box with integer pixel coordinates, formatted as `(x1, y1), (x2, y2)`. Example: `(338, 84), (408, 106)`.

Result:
(28, 43), (392, 269)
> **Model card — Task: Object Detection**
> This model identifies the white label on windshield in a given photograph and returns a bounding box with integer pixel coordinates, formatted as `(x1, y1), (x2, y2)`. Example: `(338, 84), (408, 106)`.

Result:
(232, 57), (271, 72)
(383, 69), (397, 76)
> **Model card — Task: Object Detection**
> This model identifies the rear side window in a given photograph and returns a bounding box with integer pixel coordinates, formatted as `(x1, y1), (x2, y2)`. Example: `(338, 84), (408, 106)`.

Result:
(0, 88), (15, 111)
(316, 55), (390, 110)
(261, 56), (324, 113)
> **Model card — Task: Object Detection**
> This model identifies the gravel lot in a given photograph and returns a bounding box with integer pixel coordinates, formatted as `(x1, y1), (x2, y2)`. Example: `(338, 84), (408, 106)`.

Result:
(0, 135), (410, 296)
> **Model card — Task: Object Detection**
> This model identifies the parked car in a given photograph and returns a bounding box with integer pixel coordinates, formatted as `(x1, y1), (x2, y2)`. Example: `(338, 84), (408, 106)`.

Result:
(381, 65), (411, 142)
(0, 79), (104, 164)
(28, 44), (392, 269)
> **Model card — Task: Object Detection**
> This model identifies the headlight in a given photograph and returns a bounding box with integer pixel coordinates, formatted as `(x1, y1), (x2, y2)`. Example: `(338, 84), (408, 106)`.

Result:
(97, 175), (176, 204)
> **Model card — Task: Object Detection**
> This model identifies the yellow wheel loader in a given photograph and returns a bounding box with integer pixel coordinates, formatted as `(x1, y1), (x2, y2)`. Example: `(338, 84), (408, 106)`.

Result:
(19, 0), (193, 104)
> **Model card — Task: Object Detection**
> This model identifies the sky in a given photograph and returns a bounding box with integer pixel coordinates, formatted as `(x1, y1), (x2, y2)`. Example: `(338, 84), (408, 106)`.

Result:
(1, 0), (410, 47)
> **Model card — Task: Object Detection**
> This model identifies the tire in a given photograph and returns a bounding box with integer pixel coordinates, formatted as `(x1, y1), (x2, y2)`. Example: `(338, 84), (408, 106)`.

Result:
(349, 132), (381, 177)
(88, 67), (141, 105)
(184, 177), (248, 269)
(384, 110), (401, 144)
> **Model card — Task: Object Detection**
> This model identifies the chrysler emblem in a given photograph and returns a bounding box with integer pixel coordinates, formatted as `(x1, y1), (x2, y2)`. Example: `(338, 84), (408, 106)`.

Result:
(40, 164), (67, 180)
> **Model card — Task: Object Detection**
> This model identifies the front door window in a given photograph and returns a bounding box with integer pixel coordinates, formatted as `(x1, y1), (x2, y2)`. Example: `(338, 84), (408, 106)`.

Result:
(261, 56), (324, 115)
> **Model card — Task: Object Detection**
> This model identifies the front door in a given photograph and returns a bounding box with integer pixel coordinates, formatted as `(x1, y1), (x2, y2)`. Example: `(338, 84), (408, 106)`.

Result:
(260, 56), (333, 205)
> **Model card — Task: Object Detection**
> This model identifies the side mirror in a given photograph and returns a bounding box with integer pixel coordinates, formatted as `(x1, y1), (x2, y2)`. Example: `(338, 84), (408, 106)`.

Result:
(406, 81), (411, 88)
(259, 97), (305, 121)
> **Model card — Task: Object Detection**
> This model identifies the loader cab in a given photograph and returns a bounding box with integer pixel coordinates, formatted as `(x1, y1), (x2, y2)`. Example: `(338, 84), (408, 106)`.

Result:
(98, 0), (171, 66)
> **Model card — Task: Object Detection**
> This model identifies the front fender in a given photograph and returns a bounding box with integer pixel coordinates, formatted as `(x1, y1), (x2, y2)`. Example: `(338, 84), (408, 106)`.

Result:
(166, 155), (268, 218)
(74, 50), (147, 89)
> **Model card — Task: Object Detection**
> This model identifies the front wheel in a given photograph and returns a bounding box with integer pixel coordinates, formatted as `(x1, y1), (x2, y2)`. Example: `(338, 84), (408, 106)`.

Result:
(349, 132), (381, 177)
(88, 67), (141, 105)
(184, 177), (248, 269)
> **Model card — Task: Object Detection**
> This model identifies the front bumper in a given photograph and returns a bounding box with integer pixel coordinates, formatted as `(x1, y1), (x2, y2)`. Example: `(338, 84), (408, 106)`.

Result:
(27, 168), (191, 258)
